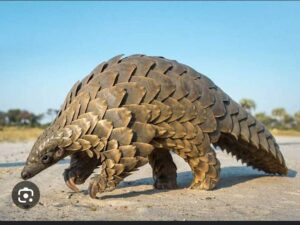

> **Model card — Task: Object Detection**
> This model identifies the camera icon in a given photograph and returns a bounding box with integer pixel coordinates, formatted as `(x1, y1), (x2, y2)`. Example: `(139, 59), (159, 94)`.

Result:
(12, 181), (40, 209)
(18, 187), (34, 204)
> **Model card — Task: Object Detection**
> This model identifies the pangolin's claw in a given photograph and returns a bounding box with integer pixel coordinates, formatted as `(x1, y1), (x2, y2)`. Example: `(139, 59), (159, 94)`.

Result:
(64, 170), (80, 192)
(88, 181), (99, 199)
(66, 177), (80, 192)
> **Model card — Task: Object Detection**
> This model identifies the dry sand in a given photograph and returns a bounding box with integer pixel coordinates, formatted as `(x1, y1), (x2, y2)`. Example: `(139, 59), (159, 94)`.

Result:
(0, 137), (299, 221)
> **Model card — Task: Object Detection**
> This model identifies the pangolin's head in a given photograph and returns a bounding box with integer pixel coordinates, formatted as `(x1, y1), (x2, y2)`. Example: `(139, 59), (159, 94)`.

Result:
(21, 126), (71, 180)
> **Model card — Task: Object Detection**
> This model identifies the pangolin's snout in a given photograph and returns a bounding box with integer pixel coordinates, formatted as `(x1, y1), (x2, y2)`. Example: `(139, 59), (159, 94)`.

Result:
(21, 164), (43, 180)
(21, 170), (31, 180)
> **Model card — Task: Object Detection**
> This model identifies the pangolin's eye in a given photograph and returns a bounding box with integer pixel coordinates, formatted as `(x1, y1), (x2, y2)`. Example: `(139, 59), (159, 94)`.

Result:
(41, 155), (52, 164)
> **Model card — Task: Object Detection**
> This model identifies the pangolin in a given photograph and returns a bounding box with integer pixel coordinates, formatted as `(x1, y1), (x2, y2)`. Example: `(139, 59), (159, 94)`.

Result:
(21, 54), (288, 198)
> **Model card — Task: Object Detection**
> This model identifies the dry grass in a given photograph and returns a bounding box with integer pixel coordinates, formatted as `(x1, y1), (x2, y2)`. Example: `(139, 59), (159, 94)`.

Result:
(0, 126), (44, 142)
(271, 129), (300, 137)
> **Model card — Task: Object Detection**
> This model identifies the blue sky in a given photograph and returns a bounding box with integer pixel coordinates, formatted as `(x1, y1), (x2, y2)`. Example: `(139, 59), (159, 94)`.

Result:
(0, 1), (299, 117)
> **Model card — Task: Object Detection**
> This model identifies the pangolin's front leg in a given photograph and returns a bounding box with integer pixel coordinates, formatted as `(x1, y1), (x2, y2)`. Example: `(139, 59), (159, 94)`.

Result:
(64, 151), (100, 192)
(88, 159), (120, 197)
(148, 149), (177, 189)
(88, 143), (153, 198)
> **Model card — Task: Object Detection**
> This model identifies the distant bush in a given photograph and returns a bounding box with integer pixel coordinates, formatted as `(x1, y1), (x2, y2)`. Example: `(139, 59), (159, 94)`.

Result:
(0, 108), (58, 128)
(239, 99), (300, 131)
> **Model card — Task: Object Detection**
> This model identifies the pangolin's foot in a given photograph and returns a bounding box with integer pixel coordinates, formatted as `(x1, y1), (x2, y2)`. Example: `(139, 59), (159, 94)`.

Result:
(88, 175), (116, 198)
(154, 176), (177, 189)
(187, 146), (221, 191)
(189, 176), (218, 190)
(63, 168), (82, 193)
(64, 152), (99, 193)
(149, 149), (178, 190)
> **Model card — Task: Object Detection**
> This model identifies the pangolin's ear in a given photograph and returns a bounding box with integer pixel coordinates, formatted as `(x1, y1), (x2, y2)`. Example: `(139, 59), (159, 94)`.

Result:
(55, 147), (65, 158)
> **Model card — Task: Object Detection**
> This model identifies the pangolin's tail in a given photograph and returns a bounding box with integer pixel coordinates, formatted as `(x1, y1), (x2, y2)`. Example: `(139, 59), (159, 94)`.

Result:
(212, 95), (288, 175)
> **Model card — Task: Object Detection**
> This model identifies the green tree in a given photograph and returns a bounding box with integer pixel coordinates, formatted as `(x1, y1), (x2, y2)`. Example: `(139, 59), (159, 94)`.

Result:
(0, 111), (7, 126)
(5, 109), (43, 126)
(239, 98), (256, 113)
(294, 111), (300, 130)
(283, 114), (295, 129)
(46, 108), (59, 121)
(255, 112), (275, 129)
(272, 108), (287, 121)
(271, 108), (286, 129)
(19, 110), (32, 125)
(29, 113), (43, 127)
(271, 108), (295, 129)
(6, 109), (22, 125)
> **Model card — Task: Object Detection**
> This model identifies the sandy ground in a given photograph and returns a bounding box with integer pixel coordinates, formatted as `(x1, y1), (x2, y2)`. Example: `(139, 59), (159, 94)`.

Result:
(0, 137), (299, 221)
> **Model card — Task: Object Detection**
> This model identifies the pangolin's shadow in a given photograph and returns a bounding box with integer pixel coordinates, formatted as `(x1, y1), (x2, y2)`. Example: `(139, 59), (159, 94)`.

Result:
(99, 166), (297, 200)
(218, 167), (296, 189)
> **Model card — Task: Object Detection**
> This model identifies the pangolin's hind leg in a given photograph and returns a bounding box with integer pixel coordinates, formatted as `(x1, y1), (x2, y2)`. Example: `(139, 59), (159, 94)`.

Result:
(187, 146), (221, 190)
(148, 149), (177, 189)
